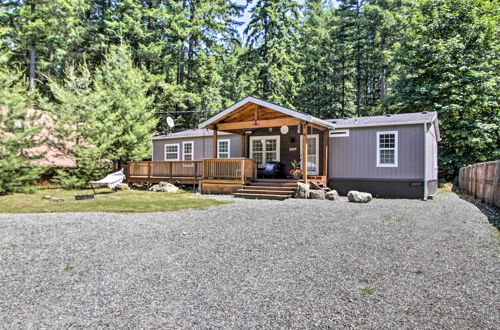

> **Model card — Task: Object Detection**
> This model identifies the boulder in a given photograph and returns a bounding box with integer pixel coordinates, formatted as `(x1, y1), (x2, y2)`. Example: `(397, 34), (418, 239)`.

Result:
(325, 190), (340, 201)
(50, 197), (64, 202)
(115, 183), (130, 191)
(42, 195), (52, 200)
(295, 182), (310, 199)
(309, 189), (326, 200)
(149, 182), (179, 193)
(347, 190), (372, 203)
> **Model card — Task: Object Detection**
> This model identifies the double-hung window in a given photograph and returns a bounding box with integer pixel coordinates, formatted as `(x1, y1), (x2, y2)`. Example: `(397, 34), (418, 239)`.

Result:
(376, 131), (398, 167)
(182, 141), (194, 160)
(217, 139), (230, 158)
(165, 144), (179, 160)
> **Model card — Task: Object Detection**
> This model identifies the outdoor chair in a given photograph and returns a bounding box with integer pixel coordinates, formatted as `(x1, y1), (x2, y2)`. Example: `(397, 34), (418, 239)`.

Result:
(258, 161), (283, 179)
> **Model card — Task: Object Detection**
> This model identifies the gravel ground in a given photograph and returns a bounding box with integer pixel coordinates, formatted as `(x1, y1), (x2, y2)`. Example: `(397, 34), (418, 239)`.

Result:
(0, 191), (498, 329)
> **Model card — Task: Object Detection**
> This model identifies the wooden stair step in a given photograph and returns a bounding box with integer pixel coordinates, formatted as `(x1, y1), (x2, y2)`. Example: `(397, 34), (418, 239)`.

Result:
(233, 193), (289, 200)
(247, 182), (297, 187)
(241, 185), (295, 191)
(236, 189), (293, 196)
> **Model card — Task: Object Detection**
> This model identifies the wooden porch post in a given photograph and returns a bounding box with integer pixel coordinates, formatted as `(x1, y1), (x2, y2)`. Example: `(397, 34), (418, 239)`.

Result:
(323, 130), (328, 178)
(302, 122), (308, 183)
(242, 133), (247, 158)
(213, 125), (218, 158)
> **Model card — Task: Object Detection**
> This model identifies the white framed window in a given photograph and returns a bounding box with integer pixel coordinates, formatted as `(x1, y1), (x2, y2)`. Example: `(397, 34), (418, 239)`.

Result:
(164, 143), (179, 160)
(376, 131), (398, 167)
(182, 141), (194, 160)
(217, 139), (231, 158)
(329, 129), (349, 137)
(249, 136), (280, 167)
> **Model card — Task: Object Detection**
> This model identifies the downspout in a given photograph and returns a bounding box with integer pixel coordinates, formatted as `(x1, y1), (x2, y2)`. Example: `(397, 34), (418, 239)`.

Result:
(423, 123), (428, 200)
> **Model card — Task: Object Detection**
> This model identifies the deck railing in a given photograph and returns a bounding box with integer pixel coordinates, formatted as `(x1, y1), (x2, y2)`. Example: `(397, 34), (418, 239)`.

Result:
(125, 158), (256, 181)
(202, 158), (256, 180)
(127, 160), (203, 179)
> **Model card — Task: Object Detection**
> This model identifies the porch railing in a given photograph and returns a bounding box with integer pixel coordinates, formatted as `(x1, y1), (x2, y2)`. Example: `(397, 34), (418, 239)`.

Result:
(127, 160), (202, 179)
(202, 158), (256, 180)
(125, 158), (256, 181)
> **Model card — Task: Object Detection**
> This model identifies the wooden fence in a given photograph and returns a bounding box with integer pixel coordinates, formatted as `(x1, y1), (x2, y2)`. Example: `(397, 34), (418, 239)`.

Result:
(459, 160), (500, 208)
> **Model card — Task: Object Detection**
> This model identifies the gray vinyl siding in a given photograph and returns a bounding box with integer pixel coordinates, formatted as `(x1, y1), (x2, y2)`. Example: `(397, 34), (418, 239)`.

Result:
(152, 134), (242, 161)
(329, 124), (425, 180)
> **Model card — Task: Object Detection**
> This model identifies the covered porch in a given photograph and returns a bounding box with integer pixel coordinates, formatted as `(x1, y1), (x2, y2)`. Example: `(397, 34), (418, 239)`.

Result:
(197, 97), (334, 193)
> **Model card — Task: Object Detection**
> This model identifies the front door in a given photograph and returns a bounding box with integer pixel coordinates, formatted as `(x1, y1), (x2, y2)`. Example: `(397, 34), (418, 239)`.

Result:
(300, 134), (319, 175)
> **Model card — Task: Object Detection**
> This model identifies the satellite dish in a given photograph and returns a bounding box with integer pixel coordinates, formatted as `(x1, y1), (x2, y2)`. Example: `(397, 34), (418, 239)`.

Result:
(280, 125), (289, 135)
(166, 117), (175, 128)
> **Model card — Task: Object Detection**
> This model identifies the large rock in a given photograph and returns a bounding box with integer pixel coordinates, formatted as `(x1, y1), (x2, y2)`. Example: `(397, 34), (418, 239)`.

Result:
(309, 189), (326, 200)
(295, 182), (310, 199)
(347, 190), (372, 203)
(149, 182), (179, 193)
(325, 190), (340, 201)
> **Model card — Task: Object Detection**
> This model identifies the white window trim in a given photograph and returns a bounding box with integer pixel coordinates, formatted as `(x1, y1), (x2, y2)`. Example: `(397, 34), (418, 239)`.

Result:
(249, 135), (281, 166)
(164, 143), (180, 161)
(329, 129), (350, 137)
(376, 131), (398, 167)
(300, 134), (320, 175)
(182, 141), (194, 161)
(217, 139), (231, 158)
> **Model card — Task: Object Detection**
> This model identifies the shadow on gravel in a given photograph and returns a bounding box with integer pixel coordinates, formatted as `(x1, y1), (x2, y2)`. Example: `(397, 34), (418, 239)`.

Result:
(455, 190), (500, 230)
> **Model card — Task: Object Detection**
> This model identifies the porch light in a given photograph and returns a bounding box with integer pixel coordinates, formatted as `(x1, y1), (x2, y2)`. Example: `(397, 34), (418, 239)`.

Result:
(244, 130), (253, 135)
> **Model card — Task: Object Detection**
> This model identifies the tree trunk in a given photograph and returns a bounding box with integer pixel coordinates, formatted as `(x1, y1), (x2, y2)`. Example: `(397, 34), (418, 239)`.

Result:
(28, 1), (36, 92)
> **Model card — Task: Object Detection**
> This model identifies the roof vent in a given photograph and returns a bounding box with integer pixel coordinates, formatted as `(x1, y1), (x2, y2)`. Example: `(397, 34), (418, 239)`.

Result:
(342, 117), (347, 120)
(422, 111), (428, 114)
(331, 121), (337, 123)
(385, 114), (391, 117)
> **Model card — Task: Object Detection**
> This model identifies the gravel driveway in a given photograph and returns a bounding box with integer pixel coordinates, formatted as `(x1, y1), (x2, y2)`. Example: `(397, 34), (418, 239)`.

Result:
(0, 192), (498, 329)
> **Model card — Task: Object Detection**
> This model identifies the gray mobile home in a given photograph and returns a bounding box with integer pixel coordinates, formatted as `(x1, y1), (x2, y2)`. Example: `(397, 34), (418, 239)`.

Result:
(144, 96), (440, 199)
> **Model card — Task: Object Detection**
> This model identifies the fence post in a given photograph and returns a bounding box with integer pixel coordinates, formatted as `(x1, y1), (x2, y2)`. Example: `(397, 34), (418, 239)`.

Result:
(169, 162), (173, 182)
(492, 160), (500, 207)
(481, 162), (489, 203)
(147, 162), (151, 179)
(194, 161), (198, 179)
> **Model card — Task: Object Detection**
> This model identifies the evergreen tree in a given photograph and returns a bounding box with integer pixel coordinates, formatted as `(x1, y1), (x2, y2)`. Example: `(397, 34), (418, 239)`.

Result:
(47, 44), (157, 188)
(245, 0), (302, 106)
(388, 0), (500, 179)
(0, 62), (44, 193)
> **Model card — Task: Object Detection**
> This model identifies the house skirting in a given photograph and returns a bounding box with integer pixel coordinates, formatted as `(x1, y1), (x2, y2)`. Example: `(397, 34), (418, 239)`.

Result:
(328, 178), (438, 199)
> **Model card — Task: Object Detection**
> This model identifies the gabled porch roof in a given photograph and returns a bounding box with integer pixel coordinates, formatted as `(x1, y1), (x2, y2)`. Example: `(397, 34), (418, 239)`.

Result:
(198, 96), (335, 131)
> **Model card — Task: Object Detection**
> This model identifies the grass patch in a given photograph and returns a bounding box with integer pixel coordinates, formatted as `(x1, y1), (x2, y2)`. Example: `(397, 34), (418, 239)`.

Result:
(360, 287), (376, 295)
(0, 188), (228, 214)
(63, 266), (75, 272)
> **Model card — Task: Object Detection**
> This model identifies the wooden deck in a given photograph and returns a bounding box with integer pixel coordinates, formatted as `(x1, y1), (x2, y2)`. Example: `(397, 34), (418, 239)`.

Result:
(124, 159), (326, 194)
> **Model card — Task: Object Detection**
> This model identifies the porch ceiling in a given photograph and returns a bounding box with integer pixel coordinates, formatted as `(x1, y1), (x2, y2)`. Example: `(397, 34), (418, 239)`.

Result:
(198, 96), (335, 132)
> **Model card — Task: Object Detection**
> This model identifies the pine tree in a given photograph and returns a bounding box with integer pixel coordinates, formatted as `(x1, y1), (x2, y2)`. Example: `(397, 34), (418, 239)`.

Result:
(245, 0), (302, 106)
(0, 62), (44, 193)
(388, 0), (500, 179)
(47, 44), (157, 188)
